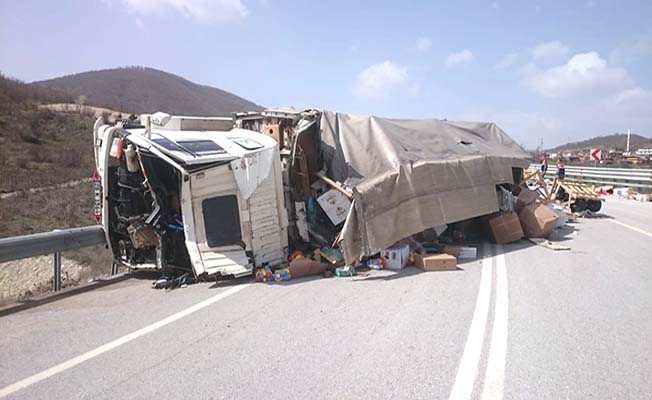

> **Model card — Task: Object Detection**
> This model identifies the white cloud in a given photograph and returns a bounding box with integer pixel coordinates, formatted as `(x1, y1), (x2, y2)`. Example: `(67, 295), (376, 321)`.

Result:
(612, 87), (652, 104)
(593, 87), (652, 136)
(352, 61), (416, 99)
(446, 49), (475, 68)
(121, 0), (248, 22)
(530, 41), (570, 64)
(135, 18), (145, 29)
(495, 53), (519, 69)
(610, 33), (652, 64)
(415, 37), (432, 52)
(526, 51), (631, 97)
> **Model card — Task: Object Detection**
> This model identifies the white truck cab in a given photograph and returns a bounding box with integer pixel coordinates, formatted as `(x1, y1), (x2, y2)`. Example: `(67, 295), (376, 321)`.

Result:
(93, 113), (288, 278)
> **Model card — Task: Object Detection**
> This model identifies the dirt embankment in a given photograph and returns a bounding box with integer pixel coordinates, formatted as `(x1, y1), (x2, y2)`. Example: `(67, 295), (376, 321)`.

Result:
(0, 255), (111, 306)
(0, 181), (113, 306)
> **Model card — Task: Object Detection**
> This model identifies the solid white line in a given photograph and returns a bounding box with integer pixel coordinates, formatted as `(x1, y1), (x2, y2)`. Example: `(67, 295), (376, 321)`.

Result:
(606, 219), (652, 238)
(481, 247), (509, 400)
(0, 284), (250, 399)
(449, 243), (494, 400)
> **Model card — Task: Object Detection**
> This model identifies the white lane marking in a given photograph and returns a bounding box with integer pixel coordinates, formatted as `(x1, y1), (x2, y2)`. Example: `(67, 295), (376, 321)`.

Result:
(0, 284), (249, 399)
(449, 243), (494, 400)
(481, 247), (509, 400)
(606, 218), (652, 238)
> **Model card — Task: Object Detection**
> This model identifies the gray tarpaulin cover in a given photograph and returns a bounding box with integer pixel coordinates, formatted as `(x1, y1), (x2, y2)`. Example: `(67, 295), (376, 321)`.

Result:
(319, 111), (531, 264)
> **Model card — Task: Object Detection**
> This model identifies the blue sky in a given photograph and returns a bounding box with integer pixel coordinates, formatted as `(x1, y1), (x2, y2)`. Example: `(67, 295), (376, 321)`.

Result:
(1, 0), (651, 147)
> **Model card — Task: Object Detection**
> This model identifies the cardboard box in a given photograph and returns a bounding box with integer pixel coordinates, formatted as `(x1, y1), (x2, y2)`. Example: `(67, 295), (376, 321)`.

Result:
(488, 211), (524, 244)
(261, 124), (281, 143)
(317, 189), (352, 225)
(443, 246), (477, 259)
(458, 246), (477, 259)
(415, 253), (457, 271)
(518, 203), (559, 238)
(382, 244), (410, 270)
(515, 188), (540, 213)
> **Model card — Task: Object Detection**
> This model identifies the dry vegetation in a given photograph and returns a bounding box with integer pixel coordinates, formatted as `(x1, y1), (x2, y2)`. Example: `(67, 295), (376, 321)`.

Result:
(0, 179), (111, 265)
(0, 180), (97, 237)
(0, 181), (113, 305)
(548, 133), (652, 152)
(0, 75), (113, 305)
(0, 74), (96, 192)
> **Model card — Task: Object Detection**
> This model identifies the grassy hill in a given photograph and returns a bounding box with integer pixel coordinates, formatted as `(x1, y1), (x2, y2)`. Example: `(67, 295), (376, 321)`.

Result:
(32, 66), (264, 116)
(548, 133), (652, 152)
(0, 74), (96, 193)
(0, 73), (99, 234)
(0, 74), (112, 296)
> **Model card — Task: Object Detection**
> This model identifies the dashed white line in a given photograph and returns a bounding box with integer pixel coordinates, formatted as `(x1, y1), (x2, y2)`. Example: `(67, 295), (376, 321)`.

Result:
(481, 247), (509, 400)
(0, 284), (250, 399)
(606, 219), (652, 238)
(449, 243), (494, 400)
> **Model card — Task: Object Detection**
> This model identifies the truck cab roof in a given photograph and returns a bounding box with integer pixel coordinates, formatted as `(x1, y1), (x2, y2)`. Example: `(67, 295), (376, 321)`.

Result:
(122, 113), (277, 166)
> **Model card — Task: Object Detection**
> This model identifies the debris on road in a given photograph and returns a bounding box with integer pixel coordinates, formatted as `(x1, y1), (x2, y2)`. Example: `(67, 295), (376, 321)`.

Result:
(518, 203), (560, 238)
(488, 211), (524, 244)
(382, 244), (410, 270)
(415, 253), (457, 271)
(521, 168), (604, 214)
(152, 273), (195, 290)
(335, 266), (356, 277)
(527, 238), (570, 251)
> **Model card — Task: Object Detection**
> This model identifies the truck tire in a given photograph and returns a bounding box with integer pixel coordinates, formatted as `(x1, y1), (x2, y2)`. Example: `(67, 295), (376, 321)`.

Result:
(570, 199), (587, 212)
(587, 200), (602, 212)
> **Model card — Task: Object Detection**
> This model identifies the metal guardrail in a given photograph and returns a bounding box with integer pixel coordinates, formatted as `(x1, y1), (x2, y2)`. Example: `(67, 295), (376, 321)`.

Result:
(530, 164), (652, 190)
(0, 226), (107, 291)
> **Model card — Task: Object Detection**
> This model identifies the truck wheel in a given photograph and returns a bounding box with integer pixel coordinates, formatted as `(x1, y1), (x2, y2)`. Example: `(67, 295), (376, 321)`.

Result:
(556, 188), (569, 202)
(587, 200), (602, 212)
(571, 199), (587, 212)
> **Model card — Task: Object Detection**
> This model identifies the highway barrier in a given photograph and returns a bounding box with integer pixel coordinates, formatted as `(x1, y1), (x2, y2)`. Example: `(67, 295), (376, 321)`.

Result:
(0, 225), (107, 291)
(530, 164), (652, 190)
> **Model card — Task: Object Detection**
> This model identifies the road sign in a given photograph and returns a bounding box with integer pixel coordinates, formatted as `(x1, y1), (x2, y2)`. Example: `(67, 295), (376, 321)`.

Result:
(590, 148), (602, 161)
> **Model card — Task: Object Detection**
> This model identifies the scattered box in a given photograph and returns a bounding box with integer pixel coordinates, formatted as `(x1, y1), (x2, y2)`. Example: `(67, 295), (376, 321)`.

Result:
(317, 189), (352, 225)
(382, 244), (410, 270)
(415, 253), (457, 271)
(515, 188), (540, 213)
(443, 245), (477, 259)
(518, 203), (559, 238)
(458, 246), (477, 259)
(488, 211), (523, 244)
(261, 124), (281, 143)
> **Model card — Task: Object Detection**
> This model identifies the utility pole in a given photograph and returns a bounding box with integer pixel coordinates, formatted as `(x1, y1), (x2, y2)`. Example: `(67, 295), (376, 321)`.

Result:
(626, 129), (631, 153)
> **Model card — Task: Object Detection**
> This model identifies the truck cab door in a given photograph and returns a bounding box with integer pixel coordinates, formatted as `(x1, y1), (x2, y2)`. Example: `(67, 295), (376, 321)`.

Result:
(183, 164), (251, 278)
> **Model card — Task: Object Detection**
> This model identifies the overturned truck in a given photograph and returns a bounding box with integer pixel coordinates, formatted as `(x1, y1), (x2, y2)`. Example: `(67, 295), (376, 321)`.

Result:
(93, 110), (530, 277)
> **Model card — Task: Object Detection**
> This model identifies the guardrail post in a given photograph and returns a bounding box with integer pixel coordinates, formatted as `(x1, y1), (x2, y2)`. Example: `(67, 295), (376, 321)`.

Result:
(53, 252), (62, 291)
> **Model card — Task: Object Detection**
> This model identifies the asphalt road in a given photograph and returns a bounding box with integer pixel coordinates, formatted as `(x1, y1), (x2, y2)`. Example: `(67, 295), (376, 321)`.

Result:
(0, 198), (651, 400)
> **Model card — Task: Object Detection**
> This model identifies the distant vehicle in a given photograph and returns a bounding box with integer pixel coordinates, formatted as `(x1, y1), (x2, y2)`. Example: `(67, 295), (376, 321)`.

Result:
(93, 112), (288, 278)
